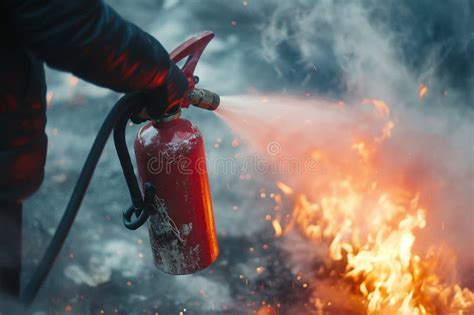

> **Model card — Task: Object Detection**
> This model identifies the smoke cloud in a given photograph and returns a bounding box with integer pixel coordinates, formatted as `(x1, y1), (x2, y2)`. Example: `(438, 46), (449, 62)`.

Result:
(251, 0), (474, 288)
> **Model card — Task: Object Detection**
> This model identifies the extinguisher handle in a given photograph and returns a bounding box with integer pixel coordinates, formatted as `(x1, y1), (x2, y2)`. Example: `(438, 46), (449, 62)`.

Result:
(169, 31), (214, 93)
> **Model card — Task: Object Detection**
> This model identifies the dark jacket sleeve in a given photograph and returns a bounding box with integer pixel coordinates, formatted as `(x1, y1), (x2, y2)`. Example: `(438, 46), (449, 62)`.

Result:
(3, 0), (171, 93)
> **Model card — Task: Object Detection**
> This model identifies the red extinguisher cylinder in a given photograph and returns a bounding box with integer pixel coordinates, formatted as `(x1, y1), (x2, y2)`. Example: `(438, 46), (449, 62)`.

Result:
(134, 111), (218, 274)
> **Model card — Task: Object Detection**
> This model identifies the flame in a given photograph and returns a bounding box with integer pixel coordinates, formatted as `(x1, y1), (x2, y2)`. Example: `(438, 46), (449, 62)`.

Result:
(274, 99), (473, 314)
(256, 306), (277, 315)
(272, 219), (283, 237)
(277, 181), (294, 195)
(352, 141), (371, 162)
(362, 98), (390, 117)
(375, 120), (395, 142)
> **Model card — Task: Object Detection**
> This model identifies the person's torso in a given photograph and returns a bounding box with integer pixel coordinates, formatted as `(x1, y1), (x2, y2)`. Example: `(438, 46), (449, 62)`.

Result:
(0, 11), (47, 149)
(0, 10), (48, 201)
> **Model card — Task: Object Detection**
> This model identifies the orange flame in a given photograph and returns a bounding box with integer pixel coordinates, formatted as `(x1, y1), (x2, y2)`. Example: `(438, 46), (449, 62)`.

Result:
(276, 181), (294, 195)
(256, 306), (277, 315)
(362, 98), (390, 117)
(274, 98), (473, 314)
(272, 219), (283, 237)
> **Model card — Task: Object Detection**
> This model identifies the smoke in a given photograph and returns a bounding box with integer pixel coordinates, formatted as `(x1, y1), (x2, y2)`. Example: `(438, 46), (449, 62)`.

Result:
(173, 275), (233, 311)
(258, 0), (473, 101)
(260, 0), (408, 98)
(64, 240), (145, 287)
(250, 0), (474, 286)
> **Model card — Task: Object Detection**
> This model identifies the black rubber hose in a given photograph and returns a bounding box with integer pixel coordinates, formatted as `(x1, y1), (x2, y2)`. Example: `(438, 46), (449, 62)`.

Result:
(113, 108), (144, 209)
(114, 103), (151, 230)
(20, 93), (144, 306)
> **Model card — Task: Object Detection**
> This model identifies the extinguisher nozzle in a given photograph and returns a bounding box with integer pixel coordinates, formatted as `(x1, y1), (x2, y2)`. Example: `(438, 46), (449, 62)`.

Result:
(187, 88), (220, 111)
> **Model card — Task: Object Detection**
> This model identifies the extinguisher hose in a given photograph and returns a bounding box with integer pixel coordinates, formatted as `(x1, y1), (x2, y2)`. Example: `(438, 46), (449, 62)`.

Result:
(20, 93), (145, 306)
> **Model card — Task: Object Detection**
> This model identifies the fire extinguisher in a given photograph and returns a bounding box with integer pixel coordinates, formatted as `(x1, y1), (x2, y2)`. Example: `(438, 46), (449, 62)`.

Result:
(20, 32), (220, 305)
(127, 31), (220, 274)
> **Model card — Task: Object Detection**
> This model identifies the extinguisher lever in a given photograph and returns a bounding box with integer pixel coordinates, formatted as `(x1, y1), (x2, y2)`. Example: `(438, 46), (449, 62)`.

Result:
(168, 31), (220, 111)
(170, 31), (214, 85)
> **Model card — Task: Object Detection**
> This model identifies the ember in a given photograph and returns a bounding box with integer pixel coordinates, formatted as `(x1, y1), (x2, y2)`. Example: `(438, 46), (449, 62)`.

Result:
(419, 84), (428, 101)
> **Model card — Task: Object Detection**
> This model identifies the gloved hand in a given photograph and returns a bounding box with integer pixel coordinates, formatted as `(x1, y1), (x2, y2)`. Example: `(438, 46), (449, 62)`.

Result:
(144, 63), (189, 119)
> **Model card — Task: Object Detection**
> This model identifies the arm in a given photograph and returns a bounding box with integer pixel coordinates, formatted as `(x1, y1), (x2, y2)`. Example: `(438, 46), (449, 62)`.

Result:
(3, 0), (171, 93)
